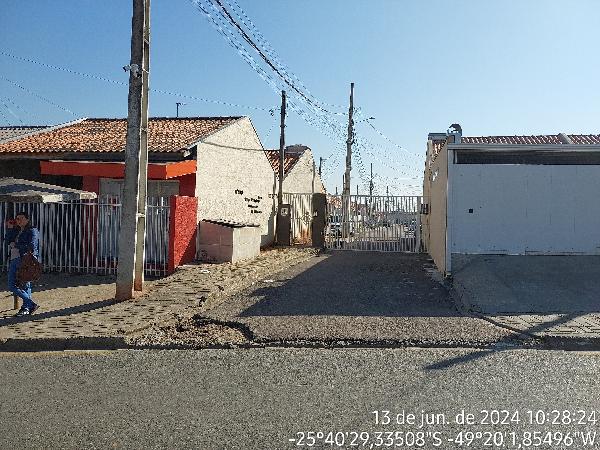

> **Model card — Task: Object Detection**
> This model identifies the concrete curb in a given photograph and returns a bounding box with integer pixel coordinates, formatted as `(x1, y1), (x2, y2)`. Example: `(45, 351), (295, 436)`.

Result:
(3, 328), (600, 352)
(0, 336), (132, 352)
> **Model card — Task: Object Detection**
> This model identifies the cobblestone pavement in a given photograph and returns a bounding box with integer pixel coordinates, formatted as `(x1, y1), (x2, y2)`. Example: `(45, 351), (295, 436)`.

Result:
(0, 248), (317, 347)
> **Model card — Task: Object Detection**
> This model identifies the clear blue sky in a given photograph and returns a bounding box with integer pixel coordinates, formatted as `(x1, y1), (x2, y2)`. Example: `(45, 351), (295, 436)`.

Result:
(1, 0), (599, 195)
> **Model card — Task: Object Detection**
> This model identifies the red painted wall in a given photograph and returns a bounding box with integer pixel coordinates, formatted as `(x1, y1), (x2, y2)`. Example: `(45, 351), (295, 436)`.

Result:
(177, 173), (196, 197)
(82, 173), (195, 196)
(168, 196), (198, 273)
(82, 176), (100, 193)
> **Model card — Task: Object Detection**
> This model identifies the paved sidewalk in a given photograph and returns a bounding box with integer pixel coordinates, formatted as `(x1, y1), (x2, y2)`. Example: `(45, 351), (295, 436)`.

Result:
(452, 254), (600, 345)
(0, 248), (317, 350)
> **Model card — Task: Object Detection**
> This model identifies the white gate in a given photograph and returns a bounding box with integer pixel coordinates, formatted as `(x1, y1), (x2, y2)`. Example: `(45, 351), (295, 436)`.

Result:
(0, 196), (170, 277)
(326, 194), (425, 252)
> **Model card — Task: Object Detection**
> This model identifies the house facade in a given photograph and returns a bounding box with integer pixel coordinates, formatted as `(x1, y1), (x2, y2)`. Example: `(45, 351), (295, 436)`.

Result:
(0, 116), (277, 246)
(264, 145), (326, 244)
(423, 125), (600, 276)
(265, 145), (326, 195)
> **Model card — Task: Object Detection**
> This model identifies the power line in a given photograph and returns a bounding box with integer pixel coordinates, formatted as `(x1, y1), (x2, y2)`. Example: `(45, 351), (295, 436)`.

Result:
(188, 0), (351, 148)
(0, 105), (12, 125)
(0, 51), (275, 112)
(0, 51), (128, 87)
(221, 0), (348, 114)
(191, 0), (425, 190)
(0, 98), (23, 125)
(209, 0), (346, 116)
(0, 75), (77, 116)
(1, 95), (44, 124)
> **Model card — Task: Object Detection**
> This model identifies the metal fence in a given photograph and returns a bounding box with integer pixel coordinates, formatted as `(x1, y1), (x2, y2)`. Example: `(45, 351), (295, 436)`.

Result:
(282, 193), (314, 245)
(326, 194), (426, 252)
(0, 196), (170, 277)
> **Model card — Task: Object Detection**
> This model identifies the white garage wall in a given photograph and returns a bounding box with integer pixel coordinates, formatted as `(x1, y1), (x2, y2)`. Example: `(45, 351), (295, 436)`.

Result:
(452, 164), (600, 254)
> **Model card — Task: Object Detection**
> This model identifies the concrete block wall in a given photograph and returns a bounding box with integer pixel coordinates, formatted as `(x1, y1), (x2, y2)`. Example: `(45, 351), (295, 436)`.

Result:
(231, 227), (261, 262)
(195, 117), (277, 247)
(197, 221), (261, 263)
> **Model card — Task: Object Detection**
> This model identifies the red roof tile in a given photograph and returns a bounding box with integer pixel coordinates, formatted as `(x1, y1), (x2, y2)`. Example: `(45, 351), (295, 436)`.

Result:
(264, 147), (306, 177)
(0, 117), (241, 154)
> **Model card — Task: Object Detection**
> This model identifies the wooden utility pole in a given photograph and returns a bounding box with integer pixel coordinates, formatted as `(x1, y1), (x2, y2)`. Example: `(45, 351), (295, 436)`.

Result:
(342, 82), (354, 238)
(116, 0), (150, 301)
(276, 90), (286, 241)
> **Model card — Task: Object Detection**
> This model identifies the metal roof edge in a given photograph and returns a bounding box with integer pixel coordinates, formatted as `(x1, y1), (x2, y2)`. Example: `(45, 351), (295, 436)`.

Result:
(447, 143), (600, 152)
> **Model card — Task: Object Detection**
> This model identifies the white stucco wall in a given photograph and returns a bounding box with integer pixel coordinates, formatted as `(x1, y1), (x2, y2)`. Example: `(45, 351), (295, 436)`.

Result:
(428, 143), (449, 274)
(279, 150), (325, 194)
(195, 117), (276, 246)
(421, 141), (433, 251)
(452, 164), (600, 254)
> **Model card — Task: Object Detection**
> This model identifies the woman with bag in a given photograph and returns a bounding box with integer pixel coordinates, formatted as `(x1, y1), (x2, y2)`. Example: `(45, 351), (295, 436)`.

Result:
(4, 211), (40, 316)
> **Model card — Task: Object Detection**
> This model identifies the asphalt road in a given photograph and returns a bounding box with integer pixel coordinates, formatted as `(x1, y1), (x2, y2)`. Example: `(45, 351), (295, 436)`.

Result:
(1, 348), (599, 449)
(204, 252), (512, 345)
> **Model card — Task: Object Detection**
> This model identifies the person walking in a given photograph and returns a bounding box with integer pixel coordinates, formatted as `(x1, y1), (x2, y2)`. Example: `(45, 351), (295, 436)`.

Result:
(5, 211), (40, 316)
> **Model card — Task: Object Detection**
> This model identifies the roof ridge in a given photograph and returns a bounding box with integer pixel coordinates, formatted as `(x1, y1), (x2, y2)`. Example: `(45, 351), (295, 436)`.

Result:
(0, 116), (242, 154)
(83, 116), (244, 121)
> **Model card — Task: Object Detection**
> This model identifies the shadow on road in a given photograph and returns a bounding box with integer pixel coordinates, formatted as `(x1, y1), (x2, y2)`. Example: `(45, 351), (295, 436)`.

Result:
(238, 251), (458, 318)
(0, 298), (118, 328)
